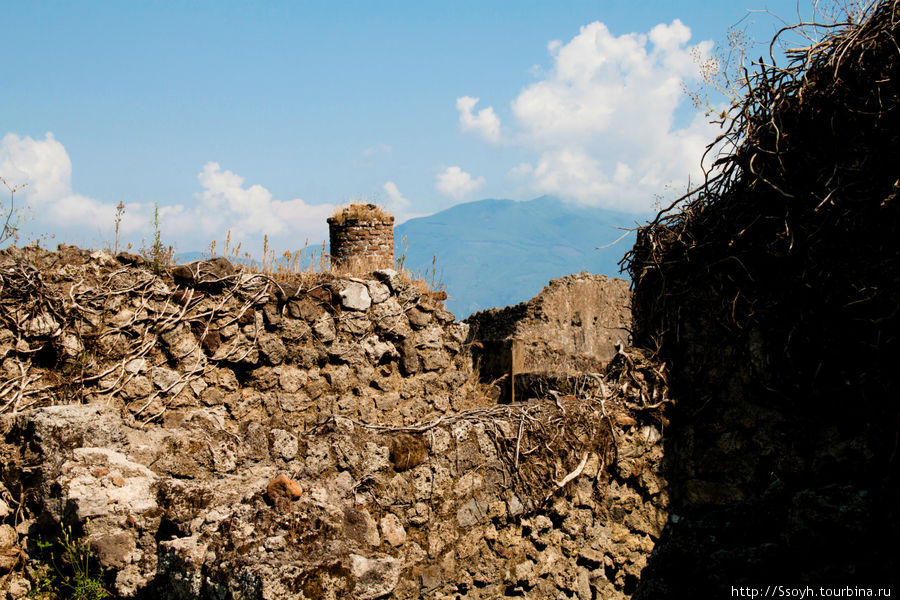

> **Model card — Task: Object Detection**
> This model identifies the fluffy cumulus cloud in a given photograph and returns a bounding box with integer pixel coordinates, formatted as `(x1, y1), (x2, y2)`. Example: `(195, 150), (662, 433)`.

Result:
(161, 162), (336, 252)
(464, 20), (720, 212)
(0, 132), (335, 254)
(0, 132), (151, 239)
(382, 180), (413, 220)
(435, 166), (485, 199)
(456, 96), (501, 143)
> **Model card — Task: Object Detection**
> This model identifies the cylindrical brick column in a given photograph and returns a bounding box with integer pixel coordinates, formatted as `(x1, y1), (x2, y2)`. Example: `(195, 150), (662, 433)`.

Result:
(327, 204), (395, 273)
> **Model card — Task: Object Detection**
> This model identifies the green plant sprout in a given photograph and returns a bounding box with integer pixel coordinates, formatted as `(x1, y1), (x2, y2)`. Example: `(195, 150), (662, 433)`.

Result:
(30, 520), (109, 600)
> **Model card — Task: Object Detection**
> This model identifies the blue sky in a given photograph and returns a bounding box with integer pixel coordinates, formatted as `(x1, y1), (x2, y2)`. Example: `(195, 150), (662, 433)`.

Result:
(1, 0), (806, 257)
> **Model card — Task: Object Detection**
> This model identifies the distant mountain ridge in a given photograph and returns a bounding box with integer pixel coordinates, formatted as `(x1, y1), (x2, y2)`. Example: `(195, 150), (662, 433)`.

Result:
(396, 196), (648, 318)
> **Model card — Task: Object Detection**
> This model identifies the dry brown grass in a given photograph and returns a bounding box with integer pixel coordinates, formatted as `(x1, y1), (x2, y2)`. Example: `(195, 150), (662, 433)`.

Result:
(197, 211), (445, 301)
(328, 255), (383, 277)
(328, 202), (391, 225)
(206, 230), (330, 284)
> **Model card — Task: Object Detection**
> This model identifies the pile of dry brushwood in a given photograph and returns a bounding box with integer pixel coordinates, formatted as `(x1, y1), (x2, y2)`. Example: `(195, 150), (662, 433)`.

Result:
(625, 0), (900, 406)
(350, 346), (671, 510)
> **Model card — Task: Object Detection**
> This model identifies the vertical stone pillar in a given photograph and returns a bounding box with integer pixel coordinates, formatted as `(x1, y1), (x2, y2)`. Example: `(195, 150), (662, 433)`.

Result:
(327, 204), (395, 273)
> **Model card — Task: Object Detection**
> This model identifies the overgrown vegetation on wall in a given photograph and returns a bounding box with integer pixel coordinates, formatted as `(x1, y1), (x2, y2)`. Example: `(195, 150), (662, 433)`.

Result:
(626, 0), (900, 593)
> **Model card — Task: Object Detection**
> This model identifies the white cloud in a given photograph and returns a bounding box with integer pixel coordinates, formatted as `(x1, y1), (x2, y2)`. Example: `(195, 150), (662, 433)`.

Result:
(0, 132), (69, 205)
(495, 19), (719, 211)
(383, 180), (411, 220)
(363, 143), (392, 157)
(435, 166), (485, 199)
(613, 161), (632, 184)
(0, 132), (149, 238)
(508, 162), (534, 178)
(383, 181), (407, 208)
(456, 96), (501, 143)
(172, 161), (336, 251)
(0, 133), (336, 254)
(382, 181), (429, 224)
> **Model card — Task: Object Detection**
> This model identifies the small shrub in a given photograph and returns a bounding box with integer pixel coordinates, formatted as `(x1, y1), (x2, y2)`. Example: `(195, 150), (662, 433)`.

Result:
(138, 202), (176, 274)
(29, 521), (109, 600)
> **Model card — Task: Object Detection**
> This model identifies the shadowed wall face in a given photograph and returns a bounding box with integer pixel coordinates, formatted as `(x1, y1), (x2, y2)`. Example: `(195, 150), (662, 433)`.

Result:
(626, 3), (900, 594)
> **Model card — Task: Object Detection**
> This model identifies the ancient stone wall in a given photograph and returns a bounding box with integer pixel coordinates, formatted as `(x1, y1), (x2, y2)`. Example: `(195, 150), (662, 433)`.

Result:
(0, 245), (473, 429)
(0, 246), (670, 600)
(466, 274), (631, 382)
(3, 377), (669, 600)
(328, 205), (395, 273)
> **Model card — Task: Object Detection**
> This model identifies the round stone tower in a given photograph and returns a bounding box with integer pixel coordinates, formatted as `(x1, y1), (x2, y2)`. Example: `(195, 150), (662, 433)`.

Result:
(327, 203), (395, 273)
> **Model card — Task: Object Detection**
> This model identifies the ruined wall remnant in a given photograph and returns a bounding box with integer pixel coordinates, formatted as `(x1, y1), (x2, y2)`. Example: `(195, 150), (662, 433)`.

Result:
(466, 273), (631, 382)
(328, 203), (395, 273)
(0, 245), (670, 599)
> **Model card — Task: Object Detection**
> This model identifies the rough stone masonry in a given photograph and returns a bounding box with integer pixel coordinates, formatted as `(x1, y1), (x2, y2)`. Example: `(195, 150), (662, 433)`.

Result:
(327, 204), (395, 273)
(0, 244), (671, 599)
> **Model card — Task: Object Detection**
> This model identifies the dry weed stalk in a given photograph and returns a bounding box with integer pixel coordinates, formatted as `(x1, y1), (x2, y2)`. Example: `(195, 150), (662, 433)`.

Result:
(0, 177), (27, 246)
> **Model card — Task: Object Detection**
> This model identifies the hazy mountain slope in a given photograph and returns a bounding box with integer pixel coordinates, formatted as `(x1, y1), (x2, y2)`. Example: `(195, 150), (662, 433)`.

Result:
(396, 196), (646, 317)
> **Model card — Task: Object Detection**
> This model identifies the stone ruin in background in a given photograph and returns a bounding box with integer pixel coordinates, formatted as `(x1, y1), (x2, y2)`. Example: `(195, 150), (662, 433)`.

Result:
(466, 273), (632, 402)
